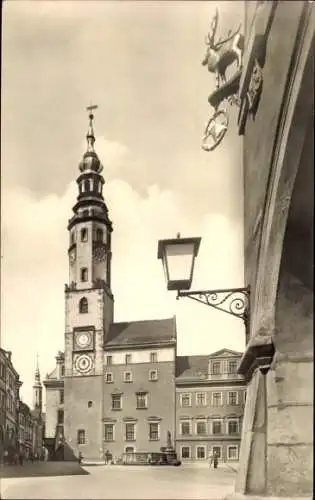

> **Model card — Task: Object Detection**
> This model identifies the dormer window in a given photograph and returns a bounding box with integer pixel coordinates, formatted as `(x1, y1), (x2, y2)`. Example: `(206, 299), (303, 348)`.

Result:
(81, 228), (88, 242)
(212, 362), (221, 375)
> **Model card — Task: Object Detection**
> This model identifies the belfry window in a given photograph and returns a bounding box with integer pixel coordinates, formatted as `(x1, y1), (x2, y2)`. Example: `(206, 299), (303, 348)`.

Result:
(79, 297), (88, 314)
(81, 228), (88, 242)
(81, 268), (88, 282)
(96, 228), (103, 242)
(70, 232), (75, 245)
(84, 179), (90, 192)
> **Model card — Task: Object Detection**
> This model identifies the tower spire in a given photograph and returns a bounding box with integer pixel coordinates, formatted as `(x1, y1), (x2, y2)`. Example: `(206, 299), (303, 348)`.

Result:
(86, 103), (98, 153)
(34, 352), (41, 385)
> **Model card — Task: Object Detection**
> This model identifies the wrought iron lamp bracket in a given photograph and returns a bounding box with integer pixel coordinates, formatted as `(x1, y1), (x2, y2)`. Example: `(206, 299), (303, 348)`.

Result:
(177, 286), (250, 328)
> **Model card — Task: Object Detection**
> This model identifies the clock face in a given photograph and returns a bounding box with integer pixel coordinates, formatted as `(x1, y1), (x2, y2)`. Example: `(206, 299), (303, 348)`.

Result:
(75, 331), (93, 350)
(93, 244), (106, 263)
(74, 354), (94, 375)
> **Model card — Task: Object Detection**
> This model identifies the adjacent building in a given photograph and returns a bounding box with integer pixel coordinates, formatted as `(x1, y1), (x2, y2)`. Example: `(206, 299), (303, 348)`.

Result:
(0, 348), (22, 461)
(176, 349), (246, 462)
(226, 1), (313, 498)
(0, 348), (44, 462)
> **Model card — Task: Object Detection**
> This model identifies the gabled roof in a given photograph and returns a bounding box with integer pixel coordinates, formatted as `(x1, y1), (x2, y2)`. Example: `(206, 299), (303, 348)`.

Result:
(46, 367), (57, 380)
(176, 349), (244, 380)
(209, 348), (243, 358)
(105, 317), (176, 348)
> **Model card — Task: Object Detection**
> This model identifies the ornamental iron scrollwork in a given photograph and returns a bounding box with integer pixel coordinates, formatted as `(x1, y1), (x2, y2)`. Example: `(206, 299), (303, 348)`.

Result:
(202, 108), (229, 152)
(177, 286), (250, 328)
(201, 8), (244, 152)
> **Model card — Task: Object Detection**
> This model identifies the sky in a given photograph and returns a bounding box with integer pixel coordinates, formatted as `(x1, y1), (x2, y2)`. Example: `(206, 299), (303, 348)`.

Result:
(1, 0), (245, 408)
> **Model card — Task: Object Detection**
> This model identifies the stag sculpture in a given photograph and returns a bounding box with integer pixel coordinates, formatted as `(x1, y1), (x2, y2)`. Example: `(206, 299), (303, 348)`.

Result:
(202, 8), (244, 89)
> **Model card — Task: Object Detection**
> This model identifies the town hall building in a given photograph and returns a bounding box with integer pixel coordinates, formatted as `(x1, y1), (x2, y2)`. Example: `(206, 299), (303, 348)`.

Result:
(43, 110), (177, 462)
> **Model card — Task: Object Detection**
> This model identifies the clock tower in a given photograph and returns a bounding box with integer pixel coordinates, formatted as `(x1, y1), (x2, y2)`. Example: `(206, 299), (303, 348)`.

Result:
(63, 107), (114, 460)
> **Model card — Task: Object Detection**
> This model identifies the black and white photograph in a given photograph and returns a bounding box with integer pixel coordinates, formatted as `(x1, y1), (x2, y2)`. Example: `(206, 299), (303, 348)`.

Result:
(1, 1), (313, 499)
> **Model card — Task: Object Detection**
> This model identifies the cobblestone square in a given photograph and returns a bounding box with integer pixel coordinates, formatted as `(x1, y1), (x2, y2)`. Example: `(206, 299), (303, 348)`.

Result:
(1, 462), (236, 499)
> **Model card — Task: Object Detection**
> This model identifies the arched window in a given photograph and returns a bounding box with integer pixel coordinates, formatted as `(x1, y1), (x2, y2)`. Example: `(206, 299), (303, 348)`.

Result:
(84, 179), (90, 192)
(96, 228), (103, 242)
(80, 268), (88, 282)
(79, 297), (88, 314)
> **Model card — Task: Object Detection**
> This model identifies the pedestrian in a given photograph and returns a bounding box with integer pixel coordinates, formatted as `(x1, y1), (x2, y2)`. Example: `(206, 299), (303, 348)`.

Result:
(208, 451), (214, 469)
(213, 452), (219, 469)
(78, 451), (83, 464)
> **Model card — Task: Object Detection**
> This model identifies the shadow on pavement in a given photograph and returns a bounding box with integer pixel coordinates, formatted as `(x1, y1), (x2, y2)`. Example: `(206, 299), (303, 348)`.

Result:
(0, 461), (89, 479)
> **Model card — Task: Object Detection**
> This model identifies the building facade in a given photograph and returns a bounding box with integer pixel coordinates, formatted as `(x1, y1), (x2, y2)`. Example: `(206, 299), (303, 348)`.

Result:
(176, 349), (246, 462)
(227, 1), (313, 498)
(0, 348), (44, 462)
(44, 111), (177, 462)
(17, 401), (33, 459)
(0, 348), (22, 462)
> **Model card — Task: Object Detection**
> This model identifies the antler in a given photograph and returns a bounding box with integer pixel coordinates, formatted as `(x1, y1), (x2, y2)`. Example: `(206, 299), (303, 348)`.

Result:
(206, 7), (219, 47)
(214, 23), (241, 49)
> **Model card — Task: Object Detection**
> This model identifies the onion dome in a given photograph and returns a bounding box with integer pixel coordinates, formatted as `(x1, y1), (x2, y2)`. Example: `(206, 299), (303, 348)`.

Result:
(79, 107), (103, 173)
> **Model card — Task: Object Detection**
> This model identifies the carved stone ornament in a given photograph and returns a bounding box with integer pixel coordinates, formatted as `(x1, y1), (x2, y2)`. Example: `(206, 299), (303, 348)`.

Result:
(247, 59), (263, 112)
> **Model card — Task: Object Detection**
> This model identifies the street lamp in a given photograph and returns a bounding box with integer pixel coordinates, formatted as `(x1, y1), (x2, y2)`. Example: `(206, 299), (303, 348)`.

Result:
(157, 234), (250, 331)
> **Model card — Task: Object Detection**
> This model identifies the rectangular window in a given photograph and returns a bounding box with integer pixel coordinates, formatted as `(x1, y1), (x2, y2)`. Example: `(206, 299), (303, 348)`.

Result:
(212, 392), (222, 406)
(196, 392), (206, 406)
(106, 356), (112, 366)
(61, 365), (65, 377)
(180, 421), (191, 436)
(180, 393), (191, 407)
(150, 352), (157, 363)
(228, 420), (238, 435)
(59, 390), (64, 404)
(111, 394), (122, 410)
(181, 446), (190, 459)
(212, 446), (221, 458)
(196, 446), (206, 459)
(212, 362), (221, 375)
(77, 429), (85, 445)
(125, 354), (132, 365)
(105, 372), (113, 383)
(196, 421), (207, 435)
(149, 423), (159, 441)
(125, 423), (135, 441)
(244, 391), (247, 402)
(81, 228), (88, 242)
(123, 371), (133, 383)
(149, 369), (158, 381)
(136, 392), (148, 409)
(212, 420), (222, 435)
(57, 409), (64, 424)
(228, 391), (238, 405)
(104, 424), (114, 442)
(80, 268), (88, 282)
(228, 446), (238, 460)
(228, 361), (238, 374)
